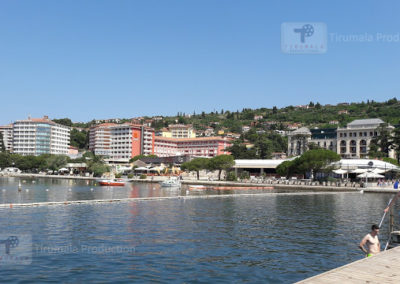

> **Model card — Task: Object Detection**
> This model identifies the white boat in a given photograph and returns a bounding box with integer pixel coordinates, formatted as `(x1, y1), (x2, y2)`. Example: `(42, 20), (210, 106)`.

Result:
(160, 177), (181, 188)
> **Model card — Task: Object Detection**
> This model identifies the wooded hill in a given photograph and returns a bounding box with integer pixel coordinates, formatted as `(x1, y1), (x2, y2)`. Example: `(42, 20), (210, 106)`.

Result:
(54, 98), (400, 150)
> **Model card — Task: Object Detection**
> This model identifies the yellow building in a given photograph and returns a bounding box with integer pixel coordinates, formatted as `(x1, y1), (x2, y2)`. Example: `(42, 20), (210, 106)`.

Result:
(162, 124), (196, 138)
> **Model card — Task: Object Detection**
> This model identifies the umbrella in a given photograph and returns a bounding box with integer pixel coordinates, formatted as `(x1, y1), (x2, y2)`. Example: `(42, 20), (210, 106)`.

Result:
(333, 169), (348, 174)
(357, 172), (385, 178)
(58, 168), (69, 172)
(134, 167), (149, 171)
(372, 168), (386, 174)
(351, 168), (368, 174)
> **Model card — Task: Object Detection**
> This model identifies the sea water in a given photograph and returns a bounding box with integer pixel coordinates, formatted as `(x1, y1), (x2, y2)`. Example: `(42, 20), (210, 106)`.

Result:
(0, 177), (396, 283)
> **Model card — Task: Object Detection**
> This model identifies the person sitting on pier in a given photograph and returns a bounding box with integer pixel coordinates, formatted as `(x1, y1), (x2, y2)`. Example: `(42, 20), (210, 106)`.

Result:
(359, 224), (381, 257)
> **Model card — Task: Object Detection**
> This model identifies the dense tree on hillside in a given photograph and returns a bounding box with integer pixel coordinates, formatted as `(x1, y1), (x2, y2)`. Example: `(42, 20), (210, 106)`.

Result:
(369, 123), (392, 158)
(53, 118), (73, 127)
(226, 130), (287, 159)
(70, 129), (89, 149)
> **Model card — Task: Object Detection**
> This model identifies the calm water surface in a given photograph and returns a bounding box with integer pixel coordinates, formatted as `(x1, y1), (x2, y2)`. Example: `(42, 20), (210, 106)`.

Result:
(0, 177), (397, 283)
(0, 177), (291, 204)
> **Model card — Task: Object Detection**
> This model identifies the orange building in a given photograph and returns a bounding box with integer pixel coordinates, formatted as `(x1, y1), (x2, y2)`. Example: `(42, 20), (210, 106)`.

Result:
(89, 123), (154, 162)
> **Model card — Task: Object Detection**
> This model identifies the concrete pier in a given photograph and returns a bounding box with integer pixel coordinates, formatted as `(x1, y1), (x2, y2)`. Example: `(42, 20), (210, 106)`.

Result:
(297, 246), (400, 283)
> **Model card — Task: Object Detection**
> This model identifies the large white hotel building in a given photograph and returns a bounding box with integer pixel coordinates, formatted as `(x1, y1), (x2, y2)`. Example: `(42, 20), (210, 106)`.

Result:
(2, 116), (71, 156)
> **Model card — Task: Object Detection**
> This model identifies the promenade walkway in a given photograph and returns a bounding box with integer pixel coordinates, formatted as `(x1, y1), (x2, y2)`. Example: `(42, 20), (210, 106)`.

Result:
(298, 246), (400, 283)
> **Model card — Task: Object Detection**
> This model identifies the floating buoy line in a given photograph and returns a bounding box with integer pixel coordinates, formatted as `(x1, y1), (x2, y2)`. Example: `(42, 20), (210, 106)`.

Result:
(0, 191), (346, 209)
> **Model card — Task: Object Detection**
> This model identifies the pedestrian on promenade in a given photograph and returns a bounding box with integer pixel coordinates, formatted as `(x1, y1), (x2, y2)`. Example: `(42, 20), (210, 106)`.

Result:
(359, 224), (381, 257)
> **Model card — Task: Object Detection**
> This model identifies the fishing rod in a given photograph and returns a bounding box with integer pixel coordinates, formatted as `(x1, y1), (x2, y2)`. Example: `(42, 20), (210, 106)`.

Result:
(378, 196), (394, 228)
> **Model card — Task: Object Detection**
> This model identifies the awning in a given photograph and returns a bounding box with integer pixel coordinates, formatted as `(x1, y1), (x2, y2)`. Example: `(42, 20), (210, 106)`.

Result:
(333, 169), (348, 174)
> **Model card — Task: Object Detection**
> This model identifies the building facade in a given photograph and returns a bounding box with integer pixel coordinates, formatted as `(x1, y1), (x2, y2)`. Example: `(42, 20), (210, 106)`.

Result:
(154, 136), (232, 158)
(287, 127), (312, 156)
(336, 118), (393, 158)
(162, 124), (196, 138)
(12, 116), (70, 156)
(89, 123), (115, 156)
(89, 123), (155, 162)
(287, 118), (394, 159)
(0, 124), (13, 152)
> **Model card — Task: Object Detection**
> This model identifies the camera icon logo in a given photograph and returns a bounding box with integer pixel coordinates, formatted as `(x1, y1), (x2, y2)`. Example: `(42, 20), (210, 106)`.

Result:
(281, 22), (327, 54)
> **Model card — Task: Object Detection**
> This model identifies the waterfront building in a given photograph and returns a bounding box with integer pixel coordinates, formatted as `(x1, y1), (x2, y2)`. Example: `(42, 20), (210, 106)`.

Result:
(154, 136), (232, 158)
(310, 128), (337, 152)
(110, 124), (154, 162)
(233, 158), (400, 177)
(89, 123), (155, 163)
(0, 124), (13, 152)
(336, 118), (394, 158)
(89, 123), (115, 156)
(12, 116), (70, 156)
(287, 118), (394, 159)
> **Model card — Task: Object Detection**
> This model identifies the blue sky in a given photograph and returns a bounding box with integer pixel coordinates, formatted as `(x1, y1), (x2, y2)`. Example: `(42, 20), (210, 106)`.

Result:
(1, 0), (400, 124)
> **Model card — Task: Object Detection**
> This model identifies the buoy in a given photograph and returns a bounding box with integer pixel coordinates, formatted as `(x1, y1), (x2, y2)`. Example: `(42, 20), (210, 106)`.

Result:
(2, 189), (5, 192)
(10, 204), (13, 208)
(90, 188), (94, 191)
(26, 189), (29, 192)
(68, 188), (72, 192)
(45, 189), (49, 192)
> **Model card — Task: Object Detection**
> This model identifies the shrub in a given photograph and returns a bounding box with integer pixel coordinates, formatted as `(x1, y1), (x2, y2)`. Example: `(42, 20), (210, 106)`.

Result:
(240, 171), (250, 180)
(127, 173), (134, 179)
(226, 172), (237, 181)
(140, 174), (147, 179)
(115, 173), (122, 178)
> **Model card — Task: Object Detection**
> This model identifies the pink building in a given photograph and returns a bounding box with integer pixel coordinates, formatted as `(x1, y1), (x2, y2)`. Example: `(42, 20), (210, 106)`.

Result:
(154, 137), (232, 158)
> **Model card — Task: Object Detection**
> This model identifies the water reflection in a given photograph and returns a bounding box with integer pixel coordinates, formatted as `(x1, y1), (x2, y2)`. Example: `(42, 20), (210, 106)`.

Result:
(0, 177), (287, 204)
(0, 191), (398, 283)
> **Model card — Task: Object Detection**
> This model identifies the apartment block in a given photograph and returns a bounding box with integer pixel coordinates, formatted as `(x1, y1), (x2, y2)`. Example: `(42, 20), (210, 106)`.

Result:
(0, 124), (13, 152)
(12, 116), (70, 156)
(89, 123), (115, 156)
(89, 123), (155, 162)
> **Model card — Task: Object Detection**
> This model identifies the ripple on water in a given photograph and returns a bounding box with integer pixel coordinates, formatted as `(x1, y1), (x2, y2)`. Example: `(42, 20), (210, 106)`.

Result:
(0, 190), (397, 283)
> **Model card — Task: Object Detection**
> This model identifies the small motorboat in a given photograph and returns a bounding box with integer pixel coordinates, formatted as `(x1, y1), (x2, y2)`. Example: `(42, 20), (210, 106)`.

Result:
(98, 179), (126, 186)
(160, 177), (181, 188)
(188, 185), (209, 191)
